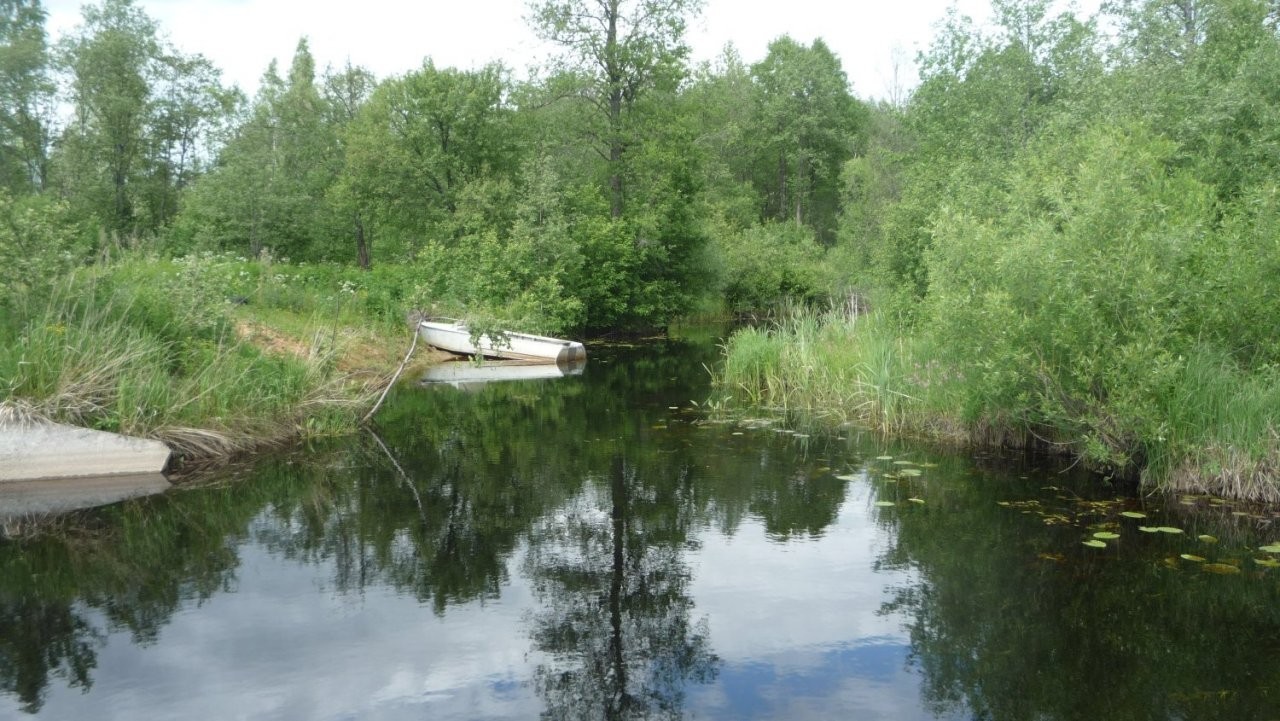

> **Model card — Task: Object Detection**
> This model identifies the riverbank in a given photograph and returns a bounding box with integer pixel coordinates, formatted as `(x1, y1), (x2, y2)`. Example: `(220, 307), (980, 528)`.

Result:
(717, 309), (1280, 504)
(0, 253), (453, 472)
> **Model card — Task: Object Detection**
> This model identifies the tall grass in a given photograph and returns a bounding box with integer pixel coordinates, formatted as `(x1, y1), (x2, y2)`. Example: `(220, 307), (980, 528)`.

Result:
(718, 306), (939, 435)
(0, 261), (383, 460)
(718, 307), (1280, 502)
(1154, 350), (1280, 503)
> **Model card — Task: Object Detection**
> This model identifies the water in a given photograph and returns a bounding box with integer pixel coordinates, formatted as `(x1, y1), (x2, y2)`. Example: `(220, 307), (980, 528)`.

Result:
(2, 332), (1280, 720)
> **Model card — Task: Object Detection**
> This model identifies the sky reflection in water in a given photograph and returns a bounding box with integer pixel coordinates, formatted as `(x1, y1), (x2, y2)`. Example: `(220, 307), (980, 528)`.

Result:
(4, 336), (1279, 720)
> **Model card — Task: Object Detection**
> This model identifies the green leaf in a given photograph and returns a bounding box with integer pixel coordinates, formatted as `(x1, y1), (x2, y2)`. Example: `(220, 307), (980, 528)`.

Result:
(1202, 563), (1241, 575)
(898, 468), (923, 477)
(1197, 535), (1218, 544)
(1155, 527), (1184, 534)
(907, 497), (925, 504)
(1119, 511), (1147, 519)
(1138, 526), (1159, 533)
(1253, 558), (1280, 568)
(1258, 544), (1280, 554)
(1082, 540), (1107, 548)
(1093, 532), (1120, 540)
(874, 501), (896, 507)
(1179, 554), (1205, 562)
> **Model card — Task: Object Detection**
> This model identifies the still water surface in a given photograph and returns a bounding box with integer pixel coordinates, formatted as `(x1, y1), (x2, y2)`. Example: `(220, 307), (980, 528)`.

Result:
(2, 332), (1280, 720)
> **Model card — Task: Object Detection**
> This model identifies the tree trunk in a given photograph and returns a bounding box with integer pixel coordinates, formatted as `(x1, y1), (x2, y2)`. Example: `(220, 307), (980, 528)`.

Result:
(354, 213), (370, 270)
(777, 151), (787, 222)
(607, 0), (624, 219)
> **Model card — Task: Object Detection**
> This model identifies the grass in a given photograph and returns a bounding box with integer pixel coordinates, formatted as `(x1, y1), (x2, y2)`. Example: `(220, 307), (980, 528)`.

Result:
(717, 307), (1280, 503)
(0, 254), (410, 463)
(719, 307), (933, 434)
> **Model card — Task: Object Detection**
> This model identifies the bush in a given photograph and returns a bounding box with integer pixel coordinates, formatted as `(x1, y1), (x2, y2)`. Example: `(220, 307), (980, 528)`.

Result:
(713, 222), (829, 313)
(922, 122), (1280, 472)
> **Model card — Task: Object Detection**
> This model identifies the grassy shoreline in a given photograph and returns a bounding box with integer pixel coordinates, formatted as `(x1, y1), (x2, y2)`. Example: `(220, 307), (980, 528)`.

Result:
(0, 253), (448, 470)
(717, 308), (1280, 504)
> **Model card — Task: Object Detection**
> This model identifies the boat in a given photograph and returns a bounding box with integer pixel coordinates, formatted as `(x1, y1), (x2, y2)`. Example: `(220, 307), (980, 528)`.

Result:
(417, 320), (587, 363)
(420, 358), (586, 390)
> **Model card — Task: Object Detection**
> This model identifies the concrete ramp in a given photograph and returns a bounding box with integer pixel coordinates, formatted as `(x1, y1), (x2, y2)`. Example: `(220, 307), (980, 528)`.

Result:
(0, 420), (172, 482)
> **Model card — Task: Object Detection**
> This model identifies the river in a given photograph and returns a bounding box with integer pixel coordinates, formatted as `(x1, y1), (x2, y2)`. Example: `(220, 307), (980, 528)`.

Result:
(2, 330), (1279, 720)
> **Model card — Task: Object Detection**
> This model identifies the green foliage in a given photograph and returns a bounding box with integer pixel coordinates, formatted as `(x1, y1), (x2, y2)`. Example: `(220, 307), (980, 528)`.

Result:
(339, 60), (515, 256)
(0, 189), (85, 303)
(750, 36), (866, 243)
(0, 0), (54, 194)
(714, 222), (827, 313)
(52, 0), (236, 236)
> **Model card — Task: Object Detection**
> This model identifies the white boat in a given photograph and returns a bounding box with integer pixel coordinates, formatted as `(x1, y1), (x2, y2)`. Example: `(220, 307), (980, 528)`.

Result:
(418, 320), (587, 363)
(421, 359), (586, 390)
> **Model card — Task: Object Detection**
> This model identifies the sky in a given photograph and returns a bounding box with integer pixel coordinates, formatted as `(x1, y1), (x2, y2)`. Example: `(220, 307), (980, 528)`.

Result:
(42, 0), (1103, 102)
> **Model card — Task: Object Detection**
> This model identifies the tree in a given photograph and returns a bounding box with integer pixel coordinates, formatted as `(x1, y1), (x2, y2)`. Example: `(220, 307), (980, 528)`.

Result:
(182, 39), (345, 260)
(0, 0), (53, 194)
(56, 0), (159, 234)
(340, 61), (514, 255)
(54, 0), (235, 235)
(750, 36), (864, 243)
(528, 0), (703, 219)
(322, 62), (376, 268)
(145, 51), (239, 226)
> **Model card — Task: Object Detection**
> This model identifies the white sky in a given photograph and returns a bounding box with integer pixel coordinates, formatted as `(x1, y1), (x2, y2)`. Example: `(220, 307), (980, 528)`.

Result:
(43, 0), (1103, 101)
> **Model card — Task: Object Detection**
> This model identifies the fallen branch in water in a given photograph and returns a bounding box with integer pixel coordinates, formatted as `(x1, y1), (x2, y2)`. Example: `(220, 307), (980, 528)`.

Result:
(362, 327), (419, 424)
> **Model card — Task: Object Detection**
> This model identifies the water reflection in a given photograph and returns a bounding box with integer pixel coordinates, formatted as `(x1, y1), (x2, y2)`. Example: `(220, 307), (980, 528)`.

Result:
(527, 455), (717, 721)
(419, 358), (587, 390)
(1, 337), (1280, 720)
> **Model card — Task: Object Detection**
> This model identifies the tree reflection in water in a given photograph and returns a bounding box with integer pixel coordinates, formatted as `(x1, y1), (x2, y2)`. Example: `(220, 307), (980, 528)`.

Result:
(526, 455), (718, 721)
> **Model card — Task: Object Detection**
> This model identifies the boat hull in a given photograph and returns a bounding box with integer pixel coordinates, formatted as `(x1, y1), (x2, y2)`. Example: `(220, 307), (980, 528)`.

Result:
(417, 321), (586, 363)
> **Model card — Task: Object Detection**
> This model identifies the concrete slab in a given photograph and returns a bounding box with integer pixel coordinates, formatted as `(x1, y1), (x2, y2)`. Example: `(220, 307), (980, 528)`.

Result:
(0, 473), (172, 521)
(0, 420), (171, 481)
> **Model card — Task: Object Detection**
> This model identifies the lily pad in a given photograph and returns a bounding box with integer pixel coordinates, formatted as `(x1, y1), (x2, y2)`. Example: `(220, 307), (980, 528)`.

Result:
(1093, 532), (1121, 540)
(875, 456), (893, 461)
(1180, 554), (1206, 562)
(874, 501), (896, 507)
(908, 497), (926, 504)
(1082, 540), (1108, 548)
(1197, 535), (1218, 544)
(1119, 511), (1147, 519)
(1138, 526), (1160, 533)
(1259, 544), (1280, 554)
(898, 468), (923, 477)
(1155, 527), (1184, 534)
(892, 460), (917, 466)
(1202, 563), (1242, 575)
(1253, 558), (1280, 568)
(836, 474), (859, 482)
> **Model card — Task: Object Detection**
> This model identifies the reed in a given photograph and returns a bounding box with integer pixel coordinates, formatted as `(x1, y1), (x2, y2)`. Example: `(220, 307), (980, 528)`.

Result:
(717, 308), (1280, 502)
(718, 306), (937, 435)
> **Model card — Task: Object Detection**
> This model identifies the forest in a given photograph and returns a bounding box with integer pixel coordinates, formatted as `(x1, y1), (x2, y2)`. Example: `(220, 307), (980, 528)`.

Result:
(1, 0), (1279, 499)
